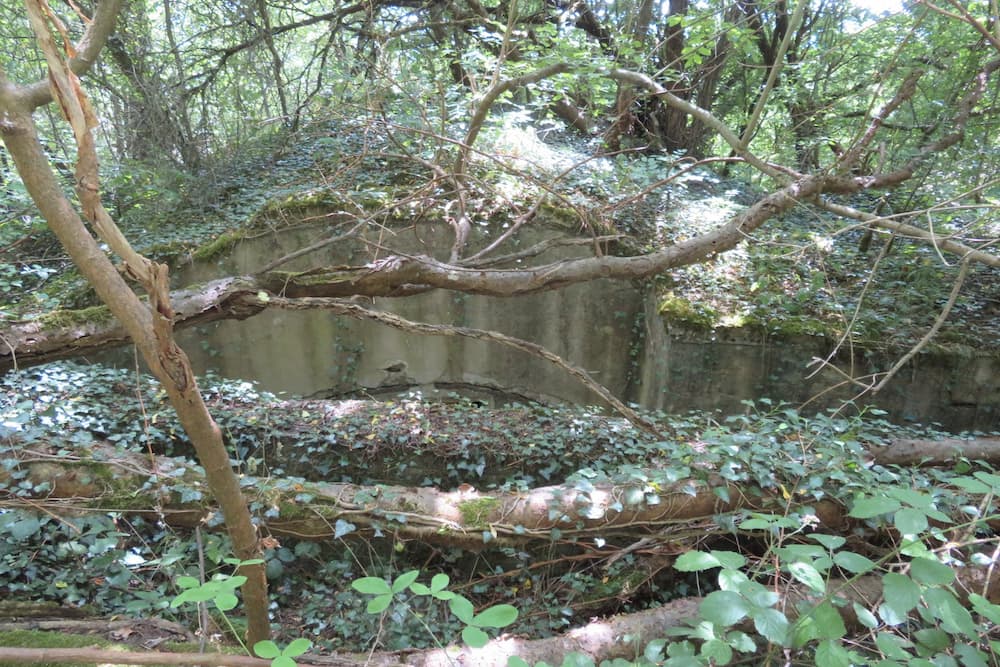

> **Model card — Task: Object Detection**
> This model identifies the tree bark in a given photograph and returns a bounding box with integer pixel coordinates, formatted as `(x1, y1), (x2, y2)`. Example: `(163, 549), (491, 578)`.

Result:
(0, 1), (270, 645)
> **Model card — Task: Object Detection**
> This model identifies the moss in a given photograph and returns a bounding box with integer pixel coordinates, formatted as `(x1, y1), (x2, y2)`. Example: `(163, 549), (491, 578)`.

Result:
(658, 294), (718, 329)
(37, 305), (113, 329)
(458, 496), (499, 529)
(191, 230), (245, 261)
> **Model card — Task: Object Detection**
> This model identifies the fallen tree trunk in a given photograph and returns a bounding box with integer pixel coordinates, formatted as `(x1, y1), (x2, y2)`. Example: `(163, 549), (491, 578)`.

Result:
(0, 441), (845, 549)
(873, 437), (1000, 466)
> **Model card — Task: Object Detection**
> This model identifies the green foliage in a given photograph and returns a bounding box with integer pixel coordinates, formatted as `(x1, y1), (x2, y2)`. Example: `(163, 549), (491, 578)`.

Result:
(352, 570), (518, 649)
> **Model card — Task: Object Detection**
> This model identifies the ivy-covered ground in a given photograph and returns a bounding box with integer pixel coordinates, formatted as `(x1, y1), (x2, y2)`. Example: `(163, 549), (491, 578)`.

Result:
(2, 361), (997, 661)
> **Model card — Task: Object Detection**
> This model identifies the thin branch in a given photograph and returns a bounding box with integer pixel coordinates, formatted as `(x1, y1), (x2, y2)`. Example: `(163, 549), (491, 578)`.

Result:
(870, 258), (972, 394)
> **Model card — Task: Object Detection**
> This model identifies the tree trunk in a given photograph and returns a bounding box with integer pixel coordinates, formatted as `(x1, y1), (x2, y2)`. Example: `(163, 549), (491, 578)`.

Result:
(0, 3), (269, 646)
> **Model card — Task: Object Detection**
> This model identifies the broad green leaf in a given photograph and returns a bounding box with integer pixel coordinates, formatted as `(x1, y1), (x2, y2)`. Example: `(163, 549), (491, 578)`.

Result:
(175, 576), (200, 589)
(849, 496), (901, 519)
(674, 551), (716, 571)
(794, 601), (847, 648)
(913, 627), (951, 652)
(352, 577), (391, 595)
(909, 557), (955, 586)
(753, 607), (789, 646)
(430, 573), (450, 591)
(284, 639), (312, 656)
(951, 477), (992, 494)
(833, 551), (877, 574)
(788, 562), (825, 594)
(881, 573), (920, 615)
(953, 643), (989, 667)
(814, 639), (851, 667)
(473, 604), (518, 628)
(507, 658), (531, 667)
(392, 569), (420, 593)
(409, 583), (430, 595)
(700, 590), (750, 626)
(712, 551), (747, 570)
(449, 595), (475, 624)
(893, 508), (928, 534)
(875, 632), (913, 660)
(700, 638), (733, 665)
(853, 602), (878, 629)
(462, 626), (489, 648)
(272, 657), (296, 667)
(214, 592), (238, 611)
(809, 534), (846, 550)
(726, 631), (755, 653)
(254, 641), (281, 659)
(924, 588), (977, 638)
(366, 594), (392, 613)
(970, 593), (1000, 625)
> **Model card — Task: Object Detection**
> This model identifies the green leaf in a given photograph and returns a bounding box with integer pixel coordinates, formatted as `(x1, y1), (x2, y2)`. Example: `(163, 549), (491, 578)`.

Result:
(753, 607), (789, 646)
(909, 557), (954, 586)
(284, 639), (312, 657)
(893, 508), (928, 534)
(507, 658), (531, 667)
(924, 588), (977, 638)
(833, 551), (877, 574)
(875, 632), (913, 660)
(814, 639), (852, 667)
(254, 641), (281, 659)
(849, 496), (901, 519)
(913, 627), (951, 652)
(675, 551), (721, 572)
(970, 593), (1000, 625)
(272, 656), (296, 667)
(175, 576), (200, 589)
(794, 601), (847, 647)
(951, 477), (992, 494)
(853, 602), (878, 629)
(449, 595), (475, 624)
(788, 562), (826, 594)
(472, 604), (518, 628)
(409, 583), (430, 595)
(366, 594), (392, 613)
(352, 577), (391, 595)
(881, 573), (920, 615)
(953, 643), (989, 667)
(809, 534), (846, 550)
(462, 626), (490, 648)
(392, 569), (420, 593)
(214, 592), (238, 611)
(430, 573), (450, 591)
(700, 591), (750, 626)
(701, 638), (732, 665)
